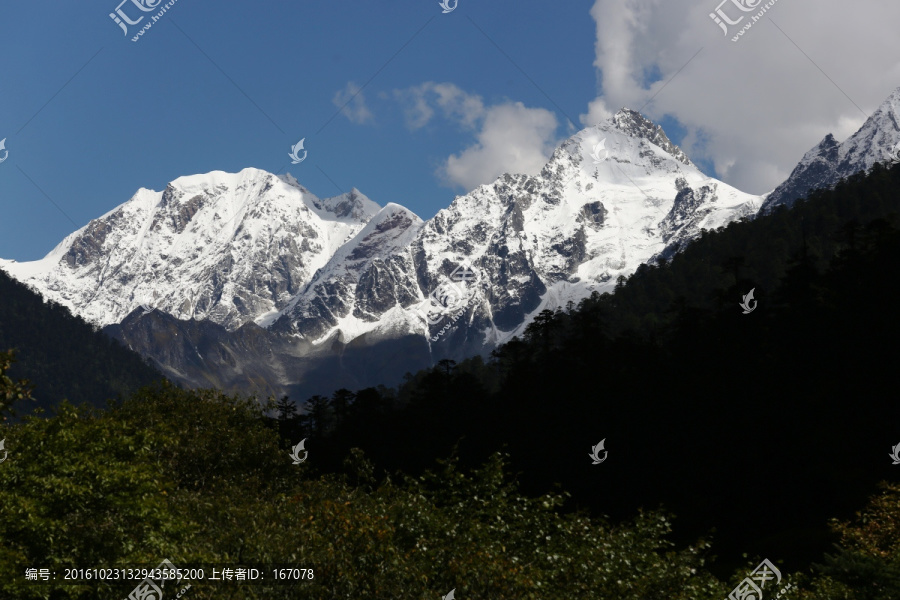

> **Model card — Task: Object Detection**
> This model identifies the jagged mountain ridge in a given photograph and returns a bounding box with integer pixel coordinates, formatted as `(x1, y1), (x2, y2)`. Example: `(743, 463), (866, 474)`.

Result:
(270, 203), (425, 340)
(1, 170), (380, 331)
(275, 106), (758, 353)
(268, 107), (759, 359)
(2, 109), (763, 394)
(762, 86), (900, 212)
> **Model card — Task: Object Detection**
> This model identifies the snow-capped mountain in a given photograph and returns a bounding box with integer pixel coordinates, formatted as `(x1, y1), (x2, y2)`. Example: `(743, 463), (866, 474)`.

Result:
(267, 107), (759, 355)
(1, 108), (763, 395)
(762, 87), (900, 212)
(0, 169), (380, 331)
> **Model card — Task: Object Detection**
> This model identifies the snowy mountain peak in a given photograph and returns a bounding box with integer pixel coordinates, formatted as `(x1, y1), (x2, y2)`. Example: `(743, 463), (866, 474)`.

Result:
(312, 188), (381, 222)
(341, 202), (424, 261)
(375, 202), (421, 221)
(1, 169), (383, 330)
(165, 167), (279, 200)
(819, 133), (838, 148)
(278, 171), (307, 191)
(611, 108), (693, 166)
(881, 85), (900, 111)
(762, 85), (900, 212)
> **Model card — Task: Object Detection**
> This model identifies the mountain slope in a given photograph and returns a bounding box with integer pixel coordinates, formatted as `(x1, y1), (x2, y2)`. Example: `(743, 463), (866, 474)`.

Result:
(271, 203), (425, 341)
(762, 86), (900, 212)
(1, 169), (379, 331)
(0, 269), (162, 415)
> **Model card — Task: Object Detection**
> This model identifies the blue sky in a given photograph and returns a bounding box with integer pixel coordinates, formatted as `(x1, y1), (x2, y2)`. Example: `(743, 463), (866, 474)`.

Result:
(0, 0), (609, 261)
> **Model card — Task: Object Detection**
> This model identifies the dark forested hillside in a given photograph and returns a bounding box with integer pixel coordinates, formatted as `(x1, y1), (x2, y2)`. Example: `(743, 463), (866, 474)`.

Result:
(0, 268), (163, 415)
(279, 161), (900, 575)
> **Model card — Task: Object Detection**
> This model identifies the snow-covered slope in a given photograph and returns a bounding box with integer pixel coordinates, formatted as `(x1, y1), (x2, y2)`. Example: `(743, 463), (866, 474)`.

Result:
(0, 168), (379, 330)
(271, 202), (425, 341)
(762, 86), (900, 212)
(269, 108), (760, 352)
(2, 108), (764, 392)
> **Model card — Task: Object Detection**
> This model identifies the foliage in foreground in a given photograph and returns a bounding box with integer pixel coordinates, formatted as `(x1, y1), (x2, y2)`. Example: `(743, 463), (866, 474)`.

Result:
(798, 482), (900, 600)
(0, 349), (33, 419)
(1, 368), (899, 598)
(0, 382), (728, 599)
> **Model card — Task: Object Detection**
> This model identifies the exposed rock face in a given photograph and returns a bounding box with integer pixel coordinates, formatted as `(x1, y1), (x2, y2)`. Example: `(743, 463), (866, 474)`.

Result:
(613, 108), (693, 166)
(578, 201), (608, 230)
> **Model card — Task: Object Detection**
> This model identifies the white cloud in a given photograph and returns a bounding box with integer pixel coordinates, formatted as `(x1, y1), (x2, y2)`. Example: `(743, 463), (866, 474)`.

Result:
(584, 0), (900, 194)
(333, 81), (374, 124)
(581, 97), (615, 127)
(443, 102), (559, 191)
(394, 82), (486, 130)
(395, 83), (560, 190)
